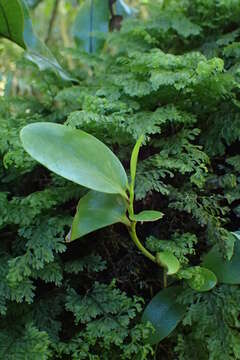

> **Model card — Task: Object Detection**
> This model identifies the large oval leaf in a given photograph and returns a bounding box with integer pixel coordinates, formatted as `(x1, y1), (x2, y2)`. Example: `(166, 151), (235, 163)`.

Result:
(69, 190), (128, 241)
(72, 0), (110, 53)
(186, 267), (217, 292)
(0, 0), (74, 81)
(202, 235), (240, 284)
(142, 286), (186, 345)
(20, 123), (128, 196)
(156, 251), (180, 275)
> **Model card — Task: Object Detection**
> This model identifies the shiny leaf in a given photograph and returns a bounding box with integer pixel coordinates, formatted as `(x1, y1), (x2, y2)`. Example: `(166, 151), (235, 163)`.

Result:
(130, 210), (164, 222)
(72, 0), (109, 53)
(186, 267), (217, 292)
(0, 0), (25, 48)
(20, 123), (128, 197)
(142, 286), (186, 345)
(202, 233), (240, 284)
(0, 0), (74, 81)
(69, 190), (128, 241)
(156, 251), (180, 275)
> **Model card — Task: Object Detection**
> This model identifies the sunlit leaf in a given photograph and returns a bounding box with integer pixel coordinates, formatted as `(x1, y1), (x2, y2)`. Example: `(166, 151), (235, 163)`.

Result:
(156, 251), (180, 275)
(142, 286), (186, 345)
(186, 267), (217, 292)
(20, 123), (129, 197)
(130, 210), (164, 222)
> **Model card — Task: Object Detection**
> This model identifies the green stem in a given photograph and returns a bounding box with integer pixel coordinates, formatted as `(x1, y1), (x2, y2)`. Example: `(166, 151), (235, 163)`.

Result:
(128, 222), (156, 263)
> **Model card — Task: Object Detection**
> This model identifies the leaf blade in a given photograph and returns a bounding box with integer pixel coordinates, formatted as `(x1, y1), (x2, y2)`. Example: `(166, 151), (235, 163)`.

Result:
(156, 251), (180, 275)
(72, 0), (109, 53)
(142, 286), (186, 345)
(69, 191), (128, 241)
(20, 123), (128, 196)
(130, 210), (164, 222)
(186, 267), (217, 292)
(202, 233), (240, 284)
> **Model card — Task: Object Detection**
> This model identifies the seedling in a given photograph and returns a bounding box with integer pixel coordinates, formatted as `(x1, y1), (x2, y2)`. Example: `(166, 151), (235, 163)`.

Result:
(20, 122), (218, 343)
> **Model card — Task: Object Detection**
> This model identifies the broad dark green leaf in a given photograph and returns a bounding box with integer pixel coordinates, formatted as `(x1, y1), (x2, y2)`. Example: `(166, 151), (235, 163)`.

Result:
(130, 134), (144, 188)
(186, 267), (217, 292)
(69, 190), (128, 241)
(20, 123), (128, 197)
(73, 0), (109, 53)
(0, 0), (74, 81)
(142, 286), (186, 345)
(130, 210), (164, 222)
(156, 251), (180, 275)
(0, 0), (25, 48)
(202, 233), (240, 284)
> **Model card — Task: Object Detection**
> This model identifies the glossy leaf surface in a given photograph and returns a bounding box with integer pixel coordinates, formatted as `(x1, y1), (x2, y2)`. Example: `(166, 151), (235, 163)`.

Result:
(0, 0), (73, 81)
(20, 123), (128, 196)
(130, 210), (164, 222)
(142, 286), (186, 345)
(202, 234), (240, 284)
(187, 267), (217, 292)
(69, 191), (128, 241)
(73, 0), (109, 53)
(156, 251), (180, 275)
(0, 0), (25, 48)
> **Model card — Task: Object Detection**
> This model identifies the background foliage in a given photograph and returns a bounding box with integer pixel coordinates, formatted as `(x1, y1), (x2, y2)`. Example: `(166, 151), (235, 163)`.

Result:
(1, 0), (240, 358)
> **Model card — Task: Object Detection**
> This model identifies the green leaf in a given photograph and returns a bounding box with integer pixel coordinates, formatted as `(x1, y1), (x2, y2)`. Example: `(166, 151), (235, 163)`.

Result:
(130, 134), (144, 188)
(72, 0), (110, 53)
(186, 267), (217, 292)
(68, 190), (128, 241)
(130, 210), (164, 222)
(116, 0), (137, 17)
(202, 233), (240, 284)
(0, 0), (74, 81)
(0, 0), (26, 48)
(141, 286), (186, 345)
(21, 0), (75, 81)
(156, 251), (180, 275)
(20, 123), (129, 197)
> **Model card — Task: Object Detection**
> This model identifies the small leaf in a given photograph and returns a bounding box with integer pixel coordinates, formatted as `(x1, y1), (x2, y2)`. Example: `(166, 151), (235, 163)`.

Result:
(202, 233), (240, 284)
(69, 191), (128, 241)
(156, 251), (180, 275)
(72, 0), (110, 53)
(130, 210), (164, 222)
(142, 286), (186, 345)
(20, 123), (128, 197)
(186, 267), (217, 292)
(130, 134), (144, 188)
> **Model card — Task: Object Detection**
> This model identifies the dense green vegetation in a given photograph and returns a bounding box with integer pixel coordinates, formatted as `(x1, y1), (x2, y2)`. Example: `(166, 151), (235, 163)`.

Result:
(1, 0), (240, 358)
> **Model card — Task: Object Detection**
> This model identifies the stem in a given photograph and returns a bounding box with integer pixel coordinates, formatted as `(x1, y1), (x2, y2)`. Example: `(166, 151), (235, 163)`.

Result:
(163, 268), (168, 288)
(45, 0), (60, 44)
(128, 222), (156, 263)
